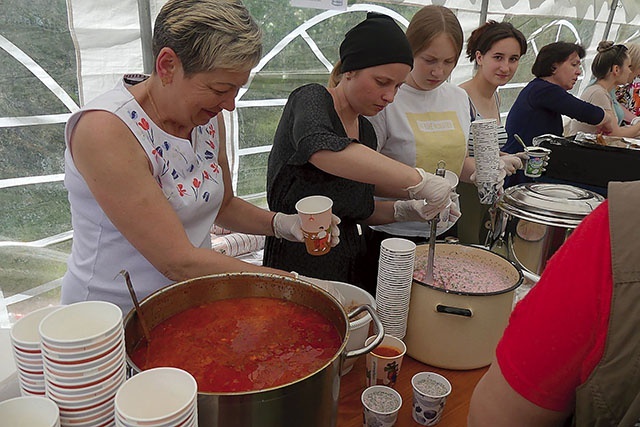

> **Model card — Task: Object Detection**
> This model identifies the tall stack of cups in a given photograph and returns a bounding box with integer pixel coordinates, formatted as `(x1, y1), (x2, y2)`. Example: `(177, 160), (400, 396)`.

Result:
(375, 238), (416, 339)
(471, 118), (501, 204)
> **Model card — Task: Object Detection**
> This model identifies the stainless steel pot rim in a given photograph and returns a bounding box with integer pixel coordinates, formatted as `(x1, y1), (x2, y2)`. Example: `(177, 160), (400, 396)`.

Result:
(498, 183), (604, 226)
(413, 244), (524, 297)
(124, 272), (380, 396)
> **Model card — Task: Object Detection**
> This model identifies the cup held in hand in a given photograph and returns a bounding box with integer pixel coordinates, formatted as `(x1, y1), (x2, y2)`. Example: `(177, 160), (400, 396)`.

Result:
(295, 195), (333, 256)
(524, 146), (551, 178)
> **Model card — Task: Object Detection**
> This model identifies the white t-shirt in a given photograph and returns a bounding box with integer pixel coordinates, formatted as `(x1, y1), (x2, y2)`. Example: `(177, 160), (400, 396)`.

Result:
(367, 82), (471, 237)
(62, 75), (225, 314)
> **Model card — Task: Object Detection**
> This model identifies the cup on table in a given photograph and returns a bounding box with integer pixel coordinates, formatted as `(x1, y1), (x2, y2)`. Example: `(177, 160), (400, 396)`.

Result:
(365, 334), (406, 388)
(361, 385), (402, 427)
(411, 372), (452, 426)
(524, 146), (551, 178)
(295, 195), (333, 256)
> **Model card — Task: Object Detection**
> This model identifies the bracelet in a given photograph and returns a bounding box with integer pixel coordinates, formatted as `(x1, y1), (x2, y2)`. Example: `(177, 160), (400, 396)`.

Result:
(270, 212), (278, 237)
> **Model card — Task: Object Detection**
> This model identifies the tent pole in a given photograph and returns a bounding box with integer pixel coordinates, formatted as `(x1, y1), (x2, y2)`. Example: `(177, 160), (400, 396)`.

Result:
(137, 0), (154, 74)
(602, 0), (619, 41)
(479, 0), (489, 26)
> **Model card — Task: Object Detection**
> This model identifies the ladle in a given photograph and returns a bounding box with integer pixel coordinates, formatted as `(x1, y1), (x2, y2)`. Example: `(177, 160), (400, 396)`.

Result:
(424, 161), (447, 285)
(117, 270), (151, 343)
(514, 134), (528, 150)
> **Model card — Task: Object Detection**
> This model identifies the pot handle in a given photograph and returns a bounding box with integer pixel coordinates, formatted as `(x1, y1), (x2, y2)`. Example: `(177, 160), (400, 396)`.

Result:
(344, 304), (384, 359)
(436, 304), (473, 317)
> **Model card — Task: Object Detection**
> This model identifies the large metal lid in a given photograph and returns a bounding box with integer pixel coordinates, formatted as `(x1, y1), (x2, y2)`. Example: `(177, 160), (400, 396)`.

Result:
(497, 183), (605, 228)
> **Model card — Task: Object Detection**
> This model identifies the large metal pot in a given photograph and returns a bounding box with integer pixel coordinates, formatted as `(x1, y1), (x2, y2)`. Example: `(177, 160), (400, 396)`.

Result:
(488, 183), (604, 282)
(404, 243), (523, 370)
(123, 273), (383, 427)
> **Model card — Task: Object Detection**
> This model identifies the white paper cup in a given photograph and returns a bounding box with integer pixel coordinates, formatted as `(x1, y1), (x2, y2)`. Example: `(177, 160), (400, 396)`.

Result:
(10, 306), (61, 350)
(0, 396), (60, 427)
(115, 367), (197, 425)
(295, 195), (333, 256)
(362, 385), (402, 427)
(365, 334), (406, 388)
(39, 301), (122, 347)
(411, 372), (452, 426)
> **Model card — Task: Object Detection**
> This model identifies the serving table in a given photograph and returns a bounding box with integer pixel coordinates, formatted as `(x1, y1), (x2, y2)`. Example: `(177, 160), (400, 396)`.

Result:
(337, 355), (488, 426)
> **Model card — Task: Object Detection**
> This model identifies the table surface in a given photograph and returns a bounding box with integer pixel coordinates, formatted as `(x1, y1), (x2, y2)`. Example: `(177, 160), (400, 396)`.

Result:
(337, 355), (488, 426)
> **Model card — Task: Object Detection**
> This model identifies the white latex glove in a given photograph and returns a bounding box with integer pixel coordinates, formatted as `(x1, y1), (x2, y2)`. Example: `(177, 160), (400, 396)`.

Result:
(393, 199), (448, 222)
(297, 274), (346, 306)
(501, 153), (527, 175)
(272, 212), (341, 247)
(405, 168), (452, 208)
(436, 193), (461, 234)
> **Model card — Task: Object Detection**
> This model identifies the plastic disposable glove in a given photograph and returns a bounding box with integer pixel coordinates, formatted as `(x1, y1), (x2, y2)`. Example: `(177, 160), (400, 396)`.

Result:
(272, 212), (341, 247)
(297, 275), (346, 306)
(405, 168), (452, 208)
(501, 153), (527, 175)
(393, 199), (448, 222)
(436, 193), (461, 235)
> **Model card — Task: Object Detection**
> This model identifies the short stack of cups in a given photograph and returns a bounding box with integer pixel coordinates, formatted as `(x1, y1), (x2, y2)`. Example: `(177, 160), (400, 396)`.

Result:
(39, 301), (126, 427)
(0, 395), (61, 427)
(376, 238), (416, 339)
(361, 385), (402, 427)
(10, 306), (60, 396)
(411, 372), (452, 426)
(115, 367), (198, 427)
(471, 118), (501, 204)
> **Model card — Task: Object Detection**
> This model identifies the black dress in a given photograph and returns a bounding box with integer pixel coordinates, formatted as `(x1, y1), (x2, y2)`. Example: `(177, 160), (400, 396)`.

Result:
(263, 83), (377, 294)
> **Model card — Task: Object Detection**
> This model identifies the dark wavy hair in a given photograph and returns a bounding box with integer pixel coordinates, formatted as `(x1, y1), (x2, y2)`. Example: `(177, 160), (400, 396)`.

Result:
(531, 41), (586, 78)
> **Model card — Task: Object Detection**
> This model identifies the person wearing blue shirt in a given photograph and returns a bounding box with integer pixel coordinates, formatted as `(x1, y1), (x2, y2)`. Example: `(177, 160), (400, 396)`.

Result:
(503, 41), (614, 187)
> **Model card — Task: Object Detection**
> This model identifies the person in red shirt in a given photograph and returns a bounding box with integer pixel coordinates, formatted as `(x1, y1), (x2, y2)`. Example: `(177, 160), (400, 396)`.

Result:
(468, 196), (613, 425)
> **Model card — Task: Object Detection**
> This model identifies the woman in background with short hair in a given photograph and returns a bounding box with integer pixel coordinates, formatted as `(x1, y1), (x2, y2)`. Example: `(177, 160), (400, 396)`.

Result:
(503, 41), (614, 187)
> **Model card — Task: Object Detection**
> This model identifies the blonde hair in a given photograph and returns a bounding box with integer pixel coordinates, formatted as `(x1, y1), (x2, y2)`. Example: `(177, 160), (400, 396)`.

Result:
(153, 0), (262, 76)
(328, 61), (343, 88)
(625, 42), (640, 71)
(406, 5), (463, 60)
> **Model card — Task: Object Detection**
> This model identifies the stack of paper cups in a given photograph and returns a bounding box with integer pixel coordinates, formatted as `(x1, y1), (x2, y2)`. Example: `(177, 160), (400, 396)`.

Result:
(115, 367), (198, 427)
(375, 238), (416, 339)
(471, 119), (501, 204)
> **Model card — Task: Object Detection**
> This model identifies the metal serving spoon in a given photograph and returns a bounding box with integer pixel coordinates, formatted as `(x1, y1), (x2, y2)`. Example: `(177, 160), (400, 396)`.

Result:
(117, 270), (151, 344)
(514, 134), (528, 150)
(424, 161), (447, 285)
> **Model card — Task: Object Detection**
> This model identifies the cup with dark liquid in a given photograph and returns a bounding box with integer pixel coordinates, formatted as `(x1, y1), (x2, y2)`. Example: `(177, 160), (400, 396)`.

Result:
(365, 334), (406, 388)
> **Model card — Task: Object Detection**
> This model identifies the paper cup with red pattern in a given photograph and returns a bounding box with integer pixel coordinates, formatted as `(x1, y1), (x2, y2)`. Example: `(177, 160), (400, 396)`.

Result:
(295, 195), (333, 256)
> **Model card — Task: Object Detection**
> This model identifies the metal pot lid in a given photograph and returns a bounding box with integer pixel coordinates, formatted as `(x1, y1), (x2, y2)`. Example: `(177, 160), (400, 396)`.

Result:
(497, 183), (605, 228)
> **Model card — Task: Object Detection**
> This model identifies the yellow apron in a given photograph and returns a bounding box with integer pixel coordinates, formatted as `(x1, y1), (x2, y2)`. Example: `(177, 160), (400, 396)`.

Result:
(406, 110), (467, 175)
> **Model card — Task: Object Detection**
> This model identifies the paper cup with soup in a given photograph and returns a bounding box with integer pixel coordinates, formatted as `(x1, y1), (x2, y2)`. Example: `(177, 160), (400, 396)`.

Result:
(365, 334), (406, 388)
(295, 195), (333, 256)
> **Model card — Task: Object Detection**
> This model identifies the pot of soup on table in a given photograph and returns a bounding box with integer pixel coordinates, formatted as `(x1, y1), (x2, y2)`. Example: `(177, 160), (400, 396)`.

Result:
(405, 243), (523, 370)
(123, 272), (382, 427)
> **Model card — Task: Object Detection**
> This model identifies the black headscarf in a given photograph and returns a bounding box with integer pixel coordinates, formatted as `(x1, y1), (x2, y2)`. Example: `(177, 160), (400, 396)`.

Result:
(339, 12), (413, 73)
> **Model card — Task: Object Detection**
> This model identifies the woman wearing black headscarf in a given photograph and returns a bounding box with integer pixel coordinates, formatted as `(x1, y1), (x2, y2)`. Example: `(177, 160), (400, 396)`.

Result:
(263, 13), (460, 294)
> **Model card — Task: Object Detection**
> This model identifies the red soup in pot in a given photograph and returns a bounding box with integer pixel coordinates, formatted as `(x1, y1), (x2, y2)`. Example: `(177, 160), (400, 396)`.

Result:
(130, 297), (342, 393)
